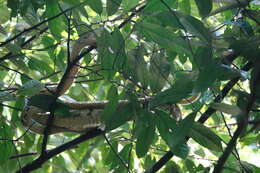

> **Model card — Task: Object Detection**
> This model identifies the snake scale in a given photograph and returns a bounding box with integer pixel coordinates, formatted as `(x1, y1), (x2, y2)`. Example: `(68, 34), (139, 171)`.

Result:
(21, 30), (198, 135)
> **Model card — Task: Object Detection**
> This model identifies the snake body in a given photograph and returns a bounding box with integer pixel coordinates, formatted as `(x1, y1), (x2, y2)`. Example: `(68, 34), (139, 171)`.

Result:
(22, 31), (100, 134)
(21, 30), (198, 135)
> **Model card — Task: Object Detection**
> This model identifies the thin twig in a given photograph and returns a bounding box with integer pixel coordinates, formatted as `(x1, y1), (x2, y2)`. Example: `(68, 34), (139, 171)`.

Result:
(213, 67), (260, 173)
(103, 134), (131, 173)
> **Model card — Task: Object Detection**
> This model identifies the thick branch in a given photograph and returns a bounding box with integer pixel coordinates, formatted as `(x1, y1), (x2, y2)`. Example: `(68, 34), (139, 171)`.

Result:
(145, 62), (253, 173)
(213, 66), (260, 173)
(16, 128), (104, 173)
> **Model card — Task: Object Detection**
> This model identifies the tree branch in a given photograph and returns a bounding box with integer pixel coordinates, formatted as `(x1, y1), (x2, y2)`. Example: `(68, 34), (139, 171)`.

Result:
(144, 62), (253, 173)
(213, 66), (260, 173)
(16, 128), (104, 173)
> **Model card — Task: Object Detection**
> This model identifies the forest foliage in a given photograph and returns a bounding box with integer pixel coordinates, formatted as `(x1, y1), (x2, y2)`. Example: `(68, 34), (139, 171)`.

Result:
(0, 0), (260, 172)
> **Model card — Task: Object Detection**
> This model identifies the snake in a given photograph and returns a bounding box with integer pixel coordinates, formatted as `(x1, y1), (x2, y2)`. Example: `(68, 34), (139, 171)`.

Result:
(21, 30), (199, 135)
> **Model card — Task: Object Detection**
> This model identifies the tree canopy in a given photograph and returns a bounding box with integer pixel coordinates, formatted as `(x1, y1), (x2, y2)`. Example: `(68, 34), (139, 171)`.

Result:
(0, 0), (259, 172)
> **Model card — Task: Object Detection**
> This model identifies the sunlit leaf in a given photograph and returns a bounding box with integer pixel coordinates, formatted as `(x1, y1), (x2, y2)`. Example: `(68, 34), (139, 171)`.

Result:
(136, 21), (191, 54)
(122, 0), (139, 12)
(136, 110), (156, 158)
(210, 103), (242, 115)
(132, 45), (150, 88)
(177, 13), (212, 44)
(193, 46), (217, 93)
(149, 51), (171, 92)
(165, 161), (181, 173)
(110, 28), (127, 70)
(97, 28), (116, 79)
(185, 159), (196, 173)
(0, 3), (10, 23)
(101, 85), (119, 128)
(45, 0), (65, 39)
(168, 113), (196, 158)
(149, 72), (195, 108)
(18, 80), (44, 96)
(87, 0), (103, 14)
(179, 0), (191, 14)
(216, 64), (248, 81)
(151, 11), (212, 44)
(104, 141), (118, 166)
(41, 35), (56, 59)
(0, 123), (13, 164)
(144, 0), (177, 12)
(107, 0), (122, 16)
(209, 2), (248, 17)
(194, 0), (212, 18)
(190, 122), (223, 152)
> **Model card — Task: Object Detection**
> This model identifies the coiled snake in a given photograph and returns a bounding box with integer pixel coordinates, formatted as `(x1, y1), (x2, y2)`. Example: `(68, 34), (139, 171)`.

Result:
(21, 30), (198, 135)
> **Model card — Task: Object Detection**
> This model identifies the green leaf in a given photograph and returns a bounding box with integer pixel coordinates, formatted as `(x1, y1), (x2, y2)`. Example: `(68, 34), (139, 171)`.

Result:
(18, 80), (44, 96)
(104, 141), (118, 166)
(132, 45), (150, 88)
(42, 35), (56, 59)
(87, 0), (103, 14)
(0, 123), (13, 164)
(136, 21), (191, 54)
(136, 110), (156, 158)
(210, 103), (242, 115)
(56, 48), (67, 70)
(185, 159), (196, 173)
(97, 28), (116, 79)
(111, 28), (127, 70)
(101, 85), (119, 128)
(244, 10), (260, 27)
(165, 161), (181, 173)
(233, 90), (252, 110)
(177, 13), (211, 44)
(107, 0), (122, 16)
(0, 91), (16, 101)
(193, 46), (217, 93)
(168, 113), (196, 158)
(45, 0), (65, 39)
(209, 2), (247, 17)
(0, 3), (10, 23)
(28, 58), (53, 76)
(216, 64), (247, 81)
(230, 39), (260, 63)
(179, 0), (190, 14)
(151, 11), (212, 45)
(144, 0), (177, 12)
(122, 0), (139, 12)
(7, 0), (18, 17)
(118, 143), (132, 164)
(194, 0), (212, 18)
(149, 72), (195, 108)
(149, 51), (171, 92)
(155, 109), (177, 134)
(155, 110), (192, 158)
(12, 96), (25, 122)
(144, 155), (156, 170)
(190, 122), (223, 152)
(103, 104), (133, 131)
